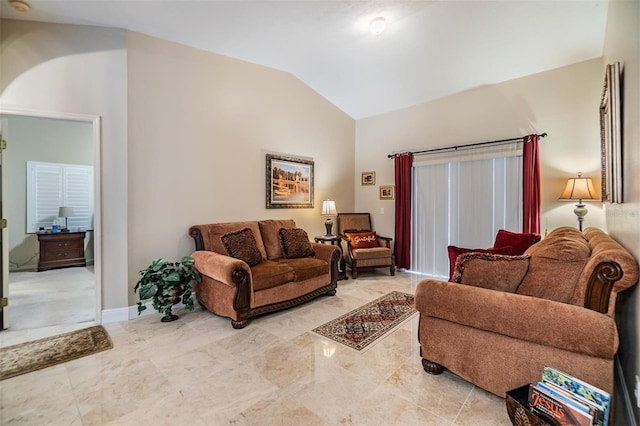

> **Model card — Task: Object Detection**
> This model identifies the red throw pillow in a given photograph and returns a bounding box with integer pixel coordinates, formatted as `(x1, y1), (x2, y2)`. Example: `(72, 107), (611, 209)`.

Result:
(493, 229), (540, 255)
(447, 245), (513, 281)
(345, 231), (379, 249)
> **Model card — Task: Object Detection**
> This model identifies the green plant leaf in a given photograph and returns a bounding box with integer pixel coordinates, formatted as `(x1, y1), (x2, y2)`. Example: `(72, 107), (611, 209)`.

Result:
(139, 283), (158, 300)
(165, 271), (181, 282)
(136, 302), (147, 315)
(181, 256), (195, 267)
(151, 258), (165, 271)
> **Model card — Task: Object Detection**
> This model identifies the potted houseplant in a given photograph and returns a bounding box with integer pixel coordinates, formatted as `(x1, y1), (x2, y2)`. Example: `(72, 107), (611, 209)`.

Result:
(134, 255), (201, 322)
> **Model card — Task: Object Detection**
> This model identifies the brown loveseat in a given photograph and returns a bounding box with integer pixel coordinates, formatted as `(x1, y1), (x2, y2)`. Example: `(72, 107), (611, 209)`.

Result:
(189, 219), (340, 328)
(415, 227), (639, 397)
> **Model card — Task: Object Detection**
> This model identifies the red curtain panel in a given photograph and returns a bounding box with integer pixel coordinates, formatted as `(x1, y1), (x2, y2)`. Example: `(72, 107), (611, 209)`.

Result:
(522, 134), (541, 234)
(394, 153), (413, 269)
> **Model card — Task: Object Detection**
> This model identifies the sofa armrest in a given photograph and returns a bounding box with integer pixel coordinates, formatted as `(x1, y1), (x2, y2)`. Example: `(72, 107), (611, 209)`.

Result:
(310, 242), (339, 263)
(415, 279), (618, 359)
(191, 250), (252, 287)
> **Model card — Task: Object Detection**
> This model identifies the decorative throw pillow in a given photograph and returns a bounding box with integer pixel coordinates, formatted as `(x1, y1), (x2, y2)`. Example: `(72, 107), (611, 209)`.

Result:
(452, 252), (531, 293)
(279, 228), (315, 259)
(344, 231), (379, 249)
(447, 245), (514, 281)
(221, 228), (264, 267)
(493, 229), (540, 255)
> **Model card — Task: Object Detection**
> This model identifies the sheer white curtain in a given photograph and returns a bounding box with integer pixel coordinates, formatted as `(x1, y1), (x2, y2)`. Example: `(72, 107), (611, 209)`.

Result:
(411, 143), (522, 278)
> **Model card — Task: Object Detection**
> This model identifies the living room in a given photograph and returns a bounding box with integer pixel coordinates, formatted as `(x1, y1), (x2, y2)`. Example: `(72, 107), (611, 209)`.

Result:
(0, 0), (638, 424)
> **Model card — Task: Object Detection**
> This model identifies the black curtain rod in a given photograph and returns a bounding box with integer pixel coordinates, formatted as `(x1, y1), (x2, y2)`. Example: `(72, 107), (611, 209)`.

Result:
(387, 132), (547, 159)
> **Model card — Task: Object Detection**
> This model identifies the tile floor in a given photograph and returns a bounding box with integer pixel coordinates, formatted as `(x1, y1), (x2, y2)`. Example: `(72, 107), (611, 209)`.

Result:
(0, 271), (511, 425)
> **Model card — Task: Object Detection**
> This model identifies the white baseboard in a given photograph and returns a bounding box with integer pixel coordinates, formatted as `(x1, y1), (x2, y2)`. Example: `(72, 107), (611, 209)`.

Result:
(101, 300), (186, 323)
(101, 306), (129, 323)
(101, 302), (155, 323)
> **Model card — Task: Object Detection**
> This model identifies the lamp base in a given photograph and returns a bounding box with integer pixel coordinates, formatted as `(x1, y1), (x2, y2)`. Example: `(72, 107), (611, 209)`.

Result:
(574, 203), (588, 232)
(324, 218), (334, 236)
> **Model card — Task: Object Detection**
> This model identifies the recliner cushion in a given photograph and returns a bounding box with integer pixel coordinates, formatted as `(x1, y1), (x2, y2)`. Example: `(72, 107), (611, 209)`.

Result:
(517, 232), (591, 303)
(524, 236), (590, 261)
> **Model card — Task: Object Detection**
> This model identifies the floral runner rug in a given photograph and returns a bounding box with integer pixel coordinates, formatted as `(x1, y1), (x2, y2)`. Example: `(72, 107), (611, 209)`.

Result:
(0, 325), (113, 380)
(312, 291), (416, 351)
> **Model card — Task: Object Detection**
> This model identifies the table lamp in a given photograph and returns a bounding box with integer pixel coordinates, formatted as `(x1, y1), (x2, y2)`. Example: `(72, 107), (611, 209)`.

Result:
(58, 206), (74, 230)
(559, 173), (597, 231)
(321, 200), (338, 236)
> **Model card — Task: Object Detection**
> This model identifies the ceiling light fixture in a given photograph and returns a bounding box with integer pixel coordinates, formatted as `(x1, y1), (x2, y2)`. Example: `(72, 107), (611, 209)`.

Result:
(9, 0), (30, 12)
(370, 17), (386, 35)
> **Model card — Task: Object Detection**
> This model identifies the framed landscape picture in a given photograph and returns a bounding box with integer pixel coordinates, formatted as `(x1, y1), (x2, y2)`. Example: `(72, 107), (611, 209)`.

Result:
(600, 62), (623, 204)
(266, 154), (314, 209)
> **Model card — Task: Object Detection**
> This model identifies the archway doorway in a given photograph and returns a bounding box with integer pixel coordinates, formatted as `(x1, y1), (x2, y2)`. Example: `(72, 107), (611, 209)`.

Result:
(0, 108), (101, 339)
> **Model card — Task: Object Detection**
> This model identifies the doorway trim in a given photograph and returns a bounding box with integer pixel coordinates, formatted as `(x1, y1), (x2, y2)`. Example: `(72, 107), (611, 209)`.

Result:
(0, 106), (102, 326)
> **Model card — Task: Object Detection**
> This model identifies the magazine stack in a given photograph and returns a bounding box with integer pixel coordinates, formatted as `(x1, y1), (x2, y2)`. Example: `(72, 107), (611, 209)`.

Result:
(526, 366), (611, 426)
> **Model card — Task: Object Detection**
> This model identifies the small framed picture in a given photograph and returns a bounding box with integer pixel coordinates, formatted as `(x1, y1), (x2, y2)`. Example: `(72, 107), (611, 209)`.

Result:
(379, 185), (395, 200)
(361, 171), (375, 185)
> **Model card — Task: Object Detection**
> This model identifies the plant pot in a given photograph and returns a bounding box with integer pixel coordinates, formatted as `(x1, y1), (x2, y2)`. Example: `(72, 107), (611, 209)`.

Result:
(161, 314), (179, 322)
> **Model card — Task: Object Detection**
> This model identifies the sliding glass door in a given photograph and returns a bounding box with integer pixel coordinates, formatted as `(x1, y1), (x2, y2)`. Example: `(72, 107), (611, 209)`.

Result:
(411, 155), (522, 278)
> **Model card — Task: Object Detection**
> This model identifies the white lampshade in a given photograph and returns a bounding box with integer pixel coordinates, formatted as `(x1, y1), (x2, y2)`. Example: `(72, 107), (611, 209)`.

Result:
(58, 206), (74, 217)
(559, 174), (597, 202)
(321, 200), (337, 216)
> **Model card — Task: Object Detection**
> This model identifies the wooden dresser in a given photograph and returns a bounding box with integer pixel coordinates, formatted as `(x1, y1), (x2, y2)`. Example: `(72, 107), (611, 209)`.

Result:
(37, 231), (87, 271)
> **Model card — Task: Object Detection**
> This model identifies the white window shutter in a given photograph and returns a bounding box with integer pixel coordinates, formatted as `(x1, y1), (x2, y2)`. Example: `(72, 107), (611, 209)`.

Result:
(27, 161), (94, 233)
(63, 166), (94, 230)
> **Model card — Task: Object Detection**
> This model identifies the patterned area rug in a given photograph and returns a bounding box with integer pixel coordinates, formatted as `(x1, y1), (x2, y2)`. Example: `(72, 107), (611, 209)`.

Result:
(312, 291), (416, 351)
(0, 325), (113, 381)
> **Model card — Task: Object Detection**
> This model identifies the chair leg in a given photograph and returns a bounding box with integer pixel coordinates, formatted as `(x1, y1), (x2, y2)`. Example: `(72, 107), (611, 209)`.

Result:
(231, 319), (248, 329)
(390, 265), (395, 276)
(422, 358), (446, 375)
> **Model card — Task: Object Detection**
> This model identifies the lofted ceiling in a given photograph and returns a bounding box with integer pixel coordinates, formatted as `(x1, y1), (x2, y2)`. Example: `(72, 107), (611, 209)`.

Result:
(0, 0), (609, 119)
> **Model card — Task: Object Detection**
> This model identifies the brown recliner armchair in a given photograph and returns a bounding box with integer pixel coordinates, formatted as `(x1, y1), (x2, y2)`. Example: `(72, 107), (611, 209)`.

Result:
(337, 213), (395, 279)
(415, 227), (639, 397)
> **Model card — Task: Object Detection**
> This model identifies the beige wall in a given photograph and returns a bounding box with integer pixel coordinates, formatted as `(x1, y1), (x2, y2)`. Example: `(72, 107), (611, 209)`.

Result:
(1, 19), (128, 310)
(1, 21), (355, 312)
(602, 0), (640, 420)
(355, 58), (605, 241)
(4, 116), (94, 271)
(125, 32), (355, 305)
